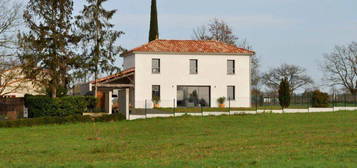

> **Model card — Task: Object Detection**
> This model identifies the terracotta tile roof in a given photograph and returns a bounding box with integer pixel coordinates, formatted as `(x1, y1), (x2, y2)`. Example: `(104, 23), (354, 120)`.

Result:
(90, 68), (135, 84)
(122, 39), (255, 56)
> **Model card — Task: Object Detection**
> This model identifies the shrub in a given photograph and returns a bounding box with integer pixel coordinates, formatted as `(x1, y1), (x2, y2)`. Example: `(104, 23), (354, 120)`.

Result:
(217, 97), (226, 104)
(24, 95), (57, 117)
(58, 97), (89, 115)
(0, 115), (6, 121)
(25, 95), (97, 118)
(45, 86), (68, 98)
(152, 96), (160, 105)
(85, 96), (97, 110)
(311, 90), (329, 107)
(0, 115), (92, 128)
(0, 114), (125, 128)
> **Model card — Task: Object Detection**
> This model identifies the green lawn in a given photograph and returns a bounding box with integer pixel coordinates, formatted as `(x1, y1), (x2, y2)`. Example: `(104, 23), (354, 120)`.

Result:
(1, 112), (357, 168)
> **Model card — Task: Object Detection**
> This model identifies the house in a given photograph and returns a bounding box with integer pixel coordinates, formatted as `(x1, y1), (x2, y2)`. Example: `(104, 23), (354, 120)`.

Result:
(76, 39), (255, 113)
(0, 67), (44, 98)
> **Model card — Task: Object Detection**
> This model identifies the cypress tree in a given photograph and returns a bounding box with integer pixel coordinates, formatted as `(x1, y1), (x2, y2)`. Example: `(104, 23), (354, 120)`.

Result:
(149, 0), (159, 42)
(278, 78), (291, 108)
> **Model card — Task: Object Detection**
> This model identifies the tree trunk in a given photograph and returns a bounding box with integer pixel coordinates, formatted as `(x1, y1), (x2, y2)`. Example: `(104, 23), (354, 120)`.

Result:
(351, 88), (357, 96)
(51, 86), (57, 98)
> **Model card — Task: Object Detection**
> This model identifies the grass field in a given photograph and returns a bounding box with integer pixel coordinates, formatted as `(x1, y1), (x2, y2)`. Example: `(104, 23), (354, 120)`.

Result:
(1, 112), (357, 168)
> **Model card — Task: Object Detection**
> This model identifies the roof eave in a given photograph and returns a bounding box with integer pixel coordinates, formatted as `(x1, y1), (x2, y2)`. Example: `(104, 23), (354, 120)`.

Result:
(89, 68), (136, 84)
(120, 52), (135, 57)
(122, 51), (255, 56)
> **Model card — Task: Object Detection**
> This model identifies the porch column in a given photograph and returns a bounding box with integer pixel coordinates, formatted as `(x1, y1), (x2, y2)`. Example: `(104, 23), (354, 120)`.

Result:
(125, 88), (130, 120)
(105, 90), (113, 114)
(118, 88), (130, 119)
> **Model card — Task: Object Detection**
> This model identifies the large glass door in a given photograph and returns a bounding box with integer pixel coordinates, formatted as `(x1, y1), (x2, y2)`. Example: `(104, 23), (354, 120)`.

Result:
(177, 86), (210, 107)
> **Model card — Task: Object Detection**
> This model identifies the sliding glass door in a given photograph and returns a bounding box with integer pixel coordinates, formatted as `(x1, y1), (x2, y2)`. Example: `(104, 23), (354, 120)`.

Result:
(177, 86), (210, 107)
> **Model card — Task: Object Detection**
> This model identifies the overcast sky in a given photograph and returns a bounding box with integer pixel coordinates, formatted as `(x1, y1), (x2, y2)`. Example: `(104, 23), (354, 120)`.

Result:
(71, 0), (357, 88)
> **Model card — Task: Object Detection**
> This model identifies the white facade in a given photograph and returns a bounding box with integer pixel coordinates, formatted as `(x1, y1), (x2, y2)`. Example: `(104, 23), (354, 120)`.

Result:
(123, 54), (135, 70)
(124, 52), (252, 108)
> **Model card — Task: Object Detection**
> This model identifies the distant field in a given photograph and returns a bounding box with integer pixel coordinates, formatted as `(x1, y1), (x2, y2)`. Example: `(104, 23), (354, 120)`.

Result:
(1, 111), (357, 167)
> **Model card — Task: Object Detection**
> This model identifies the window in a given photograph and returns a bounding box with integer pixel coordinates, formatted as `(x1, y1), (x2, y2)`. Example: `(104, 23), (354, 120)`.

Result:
(227, 86), (235, 100)
(152, 85), (160, 99)
(190, 59), (198, 74)
(152, 59), (160, 74)
(227, 60), (235, 74)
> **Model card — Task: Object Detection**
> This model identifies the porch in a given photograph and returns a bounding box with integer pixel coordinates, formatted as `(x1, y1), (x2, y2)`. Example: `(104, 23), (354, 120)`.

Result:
(91, 68), (135, 119)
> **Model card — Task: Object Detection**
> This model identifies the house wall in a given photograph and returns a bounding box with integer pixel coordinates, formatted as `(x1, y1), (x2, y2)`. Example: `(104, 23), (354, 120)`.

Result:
(1, 82), (43, 97)
(123, 54), (135, 69)
(0, 68), (44, 97)
(133, 53), (251, 108)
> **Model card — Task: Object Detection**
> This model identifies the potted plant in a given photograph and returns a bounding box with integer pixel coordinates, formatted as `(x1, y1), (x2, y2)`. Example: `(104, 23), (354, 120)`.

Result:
(217, 97), (226, 108)
(152, 96), (161, 108)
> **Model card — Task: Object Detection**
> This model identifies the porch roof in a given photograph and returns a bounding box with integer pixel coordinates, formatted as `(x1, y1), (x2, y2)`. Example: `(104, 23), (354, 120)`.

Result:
(90, 68), (135, 84)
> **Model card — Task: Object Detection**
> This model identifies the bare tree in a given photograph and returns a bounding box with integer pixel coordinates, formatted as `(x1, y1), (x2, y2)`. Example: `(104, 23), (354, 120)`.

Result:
(321, 42), (357, 95)
(0, 0), (21, 51)
(0, 0), (24, 96)
(262, 64), (313, 93)
(236, 38), (260, 88)
(193, 25), (211, 41)
(193, 18), (238, 45)
(192, 18), (260, 88)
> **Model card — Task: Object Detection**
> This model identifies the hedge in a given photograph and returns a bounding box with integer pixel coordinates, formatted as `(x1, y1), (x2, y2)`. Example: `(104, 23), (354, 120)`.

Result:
(25, 95), (97, 118)
(0, 114), (125, 128)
